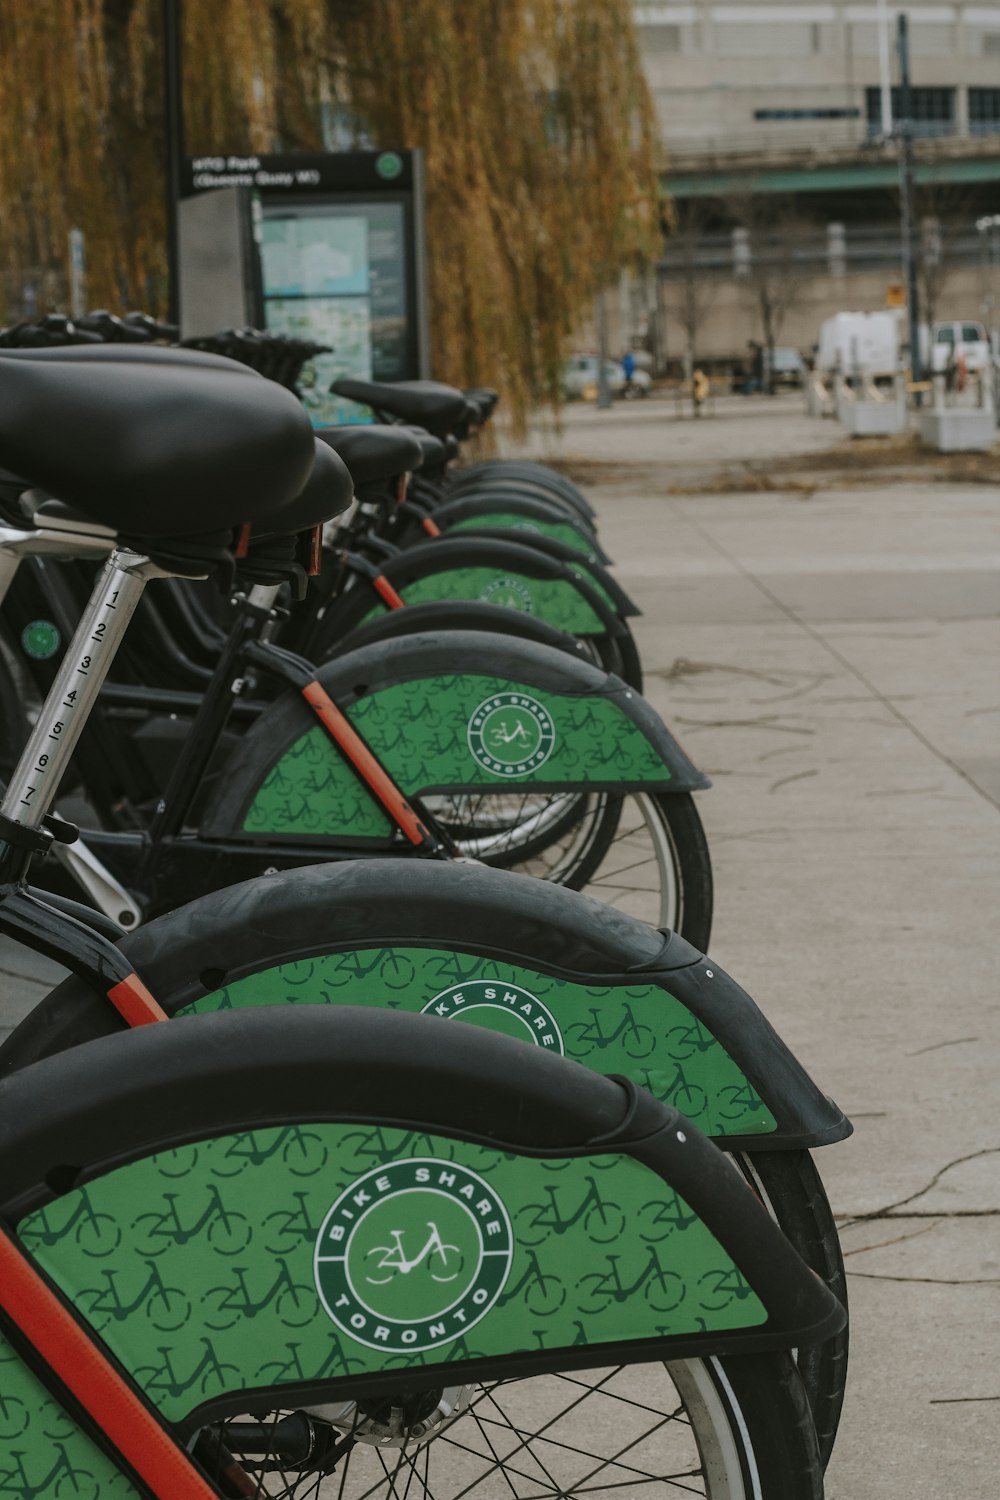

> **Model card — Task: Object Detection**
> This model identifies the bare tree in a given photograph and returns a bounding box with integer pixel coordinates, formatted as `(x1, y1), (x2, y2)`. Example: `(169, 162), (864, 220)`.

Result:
(661, 202), (720, 375)
(910, 180), (978, 328)
(726, 194), (817, 392)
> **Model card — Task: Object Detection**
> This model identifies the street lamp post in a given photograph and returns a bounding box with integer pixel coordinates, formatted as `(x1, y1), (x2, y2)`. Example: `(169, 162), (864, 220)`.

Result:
(163, 0), (184, 327)
(896, 14), (923, 392)
(976, 214), (1000, 346)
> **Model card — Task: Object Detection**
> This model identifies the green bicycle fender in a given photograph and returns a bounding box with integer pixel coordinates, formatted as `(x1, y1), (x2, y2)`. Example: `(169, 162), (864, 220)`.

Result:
(349, 537), (626, 638)
(199, 631), (709, 842)
(11, 861), (852, 1153)
(2, 1008), (843, 1434)
(357, 564), (607, 634)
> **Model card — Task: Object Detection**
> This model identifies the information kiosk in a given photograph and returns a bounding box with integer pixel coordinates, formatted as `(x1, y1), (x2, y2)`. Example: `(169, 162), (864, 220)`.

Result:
(179, 150), (429, 425)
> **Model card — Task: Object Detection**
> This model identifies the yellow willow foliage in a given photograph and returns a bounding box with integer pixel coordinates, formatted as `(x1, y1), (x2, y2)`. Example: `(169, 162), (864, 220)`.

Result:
(0, 0), (660, 422)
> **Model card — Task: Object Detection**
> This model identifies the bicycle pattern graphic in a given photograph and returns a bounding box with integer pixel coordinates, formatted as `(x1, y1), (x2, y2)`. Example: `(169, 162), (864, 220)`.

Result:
(77, 1260), (191, 1334)
(515, 1175), (626, 1246)
(17, 1124), (767, 1426)
(246, 668), (665, 835)
(0, 1332), (140, 1499)
(182, 949), (776, 1140)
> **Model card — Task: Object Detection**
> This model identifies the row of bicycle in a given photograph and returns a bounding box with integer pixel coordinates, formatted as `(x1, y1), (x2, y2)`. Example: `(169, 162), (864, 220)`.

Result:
(0, 328), (848, 1496)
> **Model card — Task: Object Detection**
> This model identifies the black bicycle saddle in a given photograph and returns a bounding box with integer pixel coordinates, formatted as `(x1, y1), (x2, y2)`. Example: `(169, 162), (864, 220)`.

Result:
(330, 378), (468, 437)
(315, 424), (423, 486)
(252, 438), (354, 539)
(0, 343), (256, 377)
(0, 347), (315, 537)
(464, 386), (499, 420)
(400, 425), (446, 469)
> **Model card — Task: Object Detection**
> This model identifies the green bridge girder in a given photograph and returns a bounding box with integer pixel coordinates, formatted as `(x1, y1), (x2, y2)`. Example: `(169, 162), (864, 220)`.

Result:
(668, 152), (1000, 198)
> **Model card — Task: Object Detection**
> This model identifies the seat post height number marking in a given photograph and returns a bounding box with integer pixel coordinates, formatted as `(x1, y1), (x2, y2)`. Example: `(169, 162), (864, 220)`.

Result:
(0, 549), (151, 830)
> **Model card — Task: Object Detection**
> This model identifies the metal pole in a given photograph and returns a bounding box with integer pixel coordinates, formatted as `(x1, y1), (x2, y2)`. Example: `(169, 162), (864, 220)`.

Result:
(876, 0), (893, 136)
(897, 14), (923, 390)
(163, 0), (184, 326)
(595, 289), (612, 409)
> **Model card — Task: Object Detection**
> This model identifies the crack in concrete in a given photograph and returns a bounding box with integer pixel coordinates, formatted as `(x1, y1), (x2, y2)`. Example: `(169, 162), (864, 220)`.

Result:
(675, 715), (815, 734)
(930, 1395), (1000, 1405)
(862, 784), (946, 799)
(842, 1220), (943, 1257)
(838, 1147), (1000, 1232)
(847, 1271), (1000, 1286)
(906, 1036), (978, 1057)
(768, 769), (818, 793)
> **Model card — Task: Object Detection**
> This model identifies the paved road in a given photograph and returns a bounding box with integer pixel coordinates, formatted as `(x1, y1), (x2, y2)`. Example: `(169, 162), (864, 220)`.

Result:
(593, 467), (999, 1498)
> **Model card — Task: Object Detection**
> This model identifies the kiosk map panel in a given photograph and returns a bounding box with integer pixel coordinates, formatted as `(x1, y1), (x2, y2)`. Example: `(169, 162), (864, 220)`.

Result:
(261, 200), (410, 427)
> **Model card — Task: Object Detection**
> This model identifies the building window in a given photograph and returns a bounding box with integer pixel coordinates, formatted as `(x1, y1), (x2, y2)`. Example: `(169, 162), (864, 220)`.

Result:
(983, 32), (1000, 55)
(638, 23), (681, 53)
(969, 87), (1000, 135)
(865, 86), (955, 137)
(754, 108), (860, 121)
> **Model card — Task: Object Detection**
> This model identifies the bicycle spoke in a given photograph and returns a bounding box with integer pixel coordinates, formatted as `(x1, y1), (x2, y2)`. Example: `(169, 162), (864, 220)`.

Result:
(205, 1362), (717, 1498)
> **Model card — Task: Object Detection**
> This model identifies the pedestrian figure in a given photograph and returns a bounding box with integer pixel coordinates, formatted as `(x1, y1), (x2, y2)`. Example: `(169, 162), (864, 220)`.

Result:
(621, 348), (637, 396)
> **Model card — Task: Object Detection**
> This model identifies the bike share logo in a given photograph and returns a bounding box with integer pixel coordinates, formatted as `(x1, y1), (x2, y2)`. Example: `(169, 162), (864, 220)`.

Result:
(467, 693), (556, 777)
(376, 151), (404, 180)
(423, 980), (564, 1053)
(479, 576), (535, 613)
(21, 619), (60, 660)
(315, 1159), (514, 1353)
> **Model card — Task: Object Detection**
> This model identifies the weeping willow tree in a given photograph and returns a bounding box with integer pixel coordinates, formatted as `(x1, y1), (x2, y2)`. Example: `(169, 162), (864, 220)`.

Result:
(0, 0), (660, 420)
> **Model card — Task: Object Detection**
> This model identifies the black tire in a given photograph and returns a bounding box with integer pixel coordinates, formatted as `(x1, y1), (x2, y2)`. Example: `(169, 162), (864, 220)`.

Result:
(737, 1150), (848, 1470)
(200, 1351), (822, 1498)
(449, 461), (597, 521)
(426, 789), (712, 949)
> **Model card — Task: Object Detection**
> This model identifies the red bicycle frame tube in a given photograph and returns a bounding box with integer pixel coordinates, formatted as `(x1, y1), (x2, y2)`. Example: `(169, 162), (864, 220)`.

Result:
(0, 1232), (217, 1498)
(106, 972), (168, 1026)
(372, 573), (406, 609)
(301, 680), (436, 848)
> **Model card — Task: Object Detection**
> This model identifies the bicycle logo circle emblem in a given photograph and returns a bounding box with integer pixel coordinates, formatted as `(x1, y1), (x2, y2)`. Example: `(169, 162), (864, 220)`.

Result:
(467, 692), (556, 777)
(376, 151), (404, 180)
(423, 980), (564, 1054)
(479, 576), (535, 613)
(20, 619), (61, 660)
(315, 1159), (514, 1353)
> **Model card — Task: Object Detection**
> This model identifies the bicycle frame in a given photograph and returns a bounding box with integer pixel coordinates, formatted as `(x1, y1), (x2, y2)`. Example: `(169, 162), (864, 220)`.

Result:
(0, 542), (456, 922)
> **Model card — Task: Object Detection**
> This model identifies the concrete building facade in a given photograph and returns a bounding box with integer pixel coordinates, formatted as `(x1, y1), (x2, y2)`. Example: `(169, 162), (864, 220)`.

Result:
(637, 0), (1000, 156)
(620, 1), (1000, 371)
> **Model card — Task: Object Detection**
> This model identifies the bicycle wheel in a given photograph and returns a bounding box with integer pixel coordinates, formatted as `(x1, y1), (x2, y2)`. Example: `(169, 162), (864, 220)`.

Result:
(737, 1150), (848, 1471)
(430, 790), (712, 948)
(194, 1352), (822, 1498)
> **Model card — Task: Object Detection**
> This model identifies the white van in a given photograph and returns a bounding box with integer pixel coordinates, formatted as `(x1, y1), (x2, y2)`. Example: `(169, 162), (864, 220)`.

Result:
(926, 321), (990, 374)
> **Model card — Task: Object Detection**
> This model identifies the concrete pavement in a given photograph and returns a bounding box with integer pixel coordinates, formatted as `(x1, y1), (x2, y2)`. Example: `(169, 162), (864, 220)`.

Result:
(562, 421), (999, 1496)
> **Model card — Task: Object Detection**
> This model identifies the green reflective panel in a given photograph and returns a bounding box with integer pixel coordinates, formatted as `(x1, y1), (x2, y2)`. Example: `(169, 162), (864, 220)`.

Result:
(348, 675), (665, 787)
(244, 725), (392, 837)
(244, 675), (668, 833)
(180, 948), (775, 1138)
(361, 568), (605, 634)
(20, 1128), (765, 1423)
(0, 1329), (140, 1497)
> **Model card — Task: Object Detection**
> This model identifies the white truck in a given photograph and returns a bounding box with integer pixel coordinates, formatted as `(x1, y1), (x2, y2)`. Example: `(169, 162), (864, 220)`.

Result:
(816, 311), (900, 375)
(921, 320), (991, 375)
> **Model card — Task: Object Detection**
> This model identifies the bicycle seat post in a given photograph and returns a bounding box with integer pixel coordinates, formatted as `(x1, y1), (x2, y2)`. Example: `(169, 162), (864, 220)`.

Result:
(0, 546), (188, 838)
